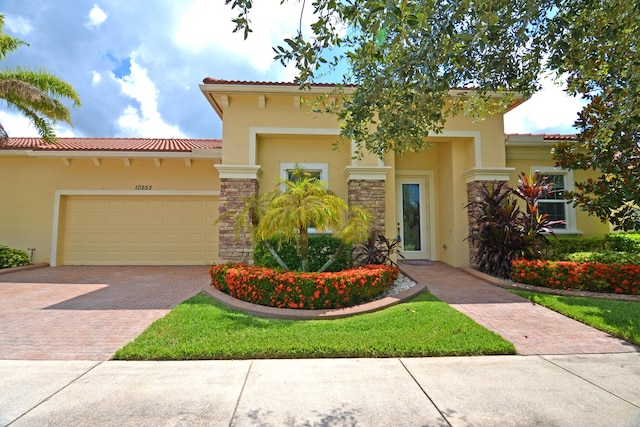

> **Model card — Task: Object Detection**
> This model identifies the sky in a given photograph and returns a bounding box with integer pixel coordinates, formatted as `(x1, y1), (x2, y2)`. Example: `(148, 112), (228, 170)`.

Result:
(0, 1), (584, 140)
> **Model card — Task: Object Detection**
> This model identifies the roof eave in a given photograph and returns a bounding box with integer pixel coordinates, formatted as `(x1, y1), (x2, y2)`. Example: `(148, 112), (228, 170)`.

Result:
(21, 150), (222, 159)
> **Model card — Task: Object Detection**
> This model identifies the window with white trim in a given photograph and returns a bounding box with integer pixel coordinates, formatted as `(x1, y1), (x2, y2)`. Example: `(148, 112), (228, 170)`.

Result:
(280, 163), (330, 234)
(533, 167), (577, 232)
(280, 163), (328, 186)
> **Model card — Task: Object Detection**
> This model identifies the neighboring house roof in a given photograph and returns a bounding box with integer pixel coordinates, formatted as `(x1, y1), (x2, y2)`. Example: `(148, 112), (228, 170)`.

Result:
(506, 133), (576, 145)
(0, 137), (222, 152)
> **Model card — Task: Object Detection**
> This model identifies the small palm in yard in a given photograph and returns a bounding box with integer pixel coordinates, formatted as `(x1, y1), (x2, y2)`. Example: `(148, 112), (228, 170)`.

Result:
(224, 165), (371, 272)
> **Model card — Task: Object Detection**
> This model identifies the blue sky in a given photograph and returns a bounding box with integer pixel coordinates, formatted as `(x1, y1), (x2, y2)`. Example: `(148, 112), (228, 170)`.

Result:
(0, 1), (584, 139)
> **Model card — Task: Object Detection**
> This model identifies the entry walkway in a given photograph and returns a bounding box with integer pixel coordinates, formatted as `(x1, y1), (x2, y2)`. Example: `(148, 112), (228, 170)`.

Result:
(399, 262), (639, 355)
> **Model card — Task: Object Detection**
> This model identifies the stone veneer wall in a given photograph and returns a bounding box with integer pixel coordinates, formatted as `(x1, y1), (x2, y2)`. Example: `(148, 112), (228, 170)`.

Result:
(218, 178), (259, 263)
(348, 179), (386, 235)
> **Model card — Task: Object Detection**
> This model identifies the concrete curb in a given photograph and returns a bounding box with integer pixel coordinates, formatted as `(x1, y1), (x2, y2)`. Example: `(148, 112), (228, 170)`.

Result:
(202, 282), (428, 320)
(0, 263), (49, 275)
(462, 267), (640, 302)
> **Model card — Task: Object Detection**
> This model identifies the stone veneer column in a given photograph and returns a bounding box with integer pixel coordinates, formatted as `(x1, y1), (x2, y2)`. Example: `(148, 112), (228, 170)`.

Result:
(344, 166), (391, 236)
(348, 180), (386, 234)
(218, 179), (258, 263)
(466, 180), (486, 266)
(215, 165), (262, 264)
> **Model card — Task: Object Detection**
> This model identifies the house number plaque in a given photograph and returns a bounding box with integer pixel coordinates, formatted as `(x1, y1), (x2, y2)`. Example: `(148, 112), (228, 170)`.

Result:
(135, 185), (153, 190)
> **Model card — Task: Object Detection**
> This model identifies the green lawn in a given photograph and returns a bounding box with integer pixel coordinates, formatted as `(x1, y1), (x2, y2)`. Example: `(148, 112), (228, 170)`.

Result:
(511, 290), (640, 346)
(114, 292), (515, 360)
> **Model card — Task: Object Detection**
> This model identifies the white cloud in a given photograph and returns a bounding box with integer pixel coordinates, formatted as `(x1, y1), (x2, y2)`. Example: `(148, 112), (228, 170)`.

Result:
(114, 54), (186, 138)
(504, 75), (585, 135)
(173, 0), (315, 77)
(85, 4), (108, 29)
(0, 111), (76, 138)
(91, 71), (102, 86)
(4, 15), (33, 36)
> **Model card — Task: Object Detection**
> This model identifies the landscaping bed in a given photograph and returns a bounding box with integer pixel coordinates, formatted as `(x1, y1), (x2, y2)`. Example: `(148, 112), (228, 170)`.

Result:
(511, 259), (640, 295)
(209, 263), (399, 309)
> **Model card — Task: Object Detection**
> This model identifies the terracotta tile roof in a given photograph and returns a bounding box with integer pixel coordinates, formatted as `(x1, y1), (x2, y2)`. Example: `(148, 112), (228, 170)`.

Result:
(1, 137), (222, 152)
(506, 133), (576, 141)
(202, 78), (510, 93)
(542, 134), (576, 141)
(202, 78), (357, 88)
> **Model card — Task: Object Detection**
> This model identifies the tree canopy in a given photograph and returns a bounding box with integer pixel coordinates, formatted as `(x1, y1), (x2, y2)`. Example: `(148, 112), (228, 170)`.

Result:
(227, 0), (640, 229)
(0, 14), (81, 143)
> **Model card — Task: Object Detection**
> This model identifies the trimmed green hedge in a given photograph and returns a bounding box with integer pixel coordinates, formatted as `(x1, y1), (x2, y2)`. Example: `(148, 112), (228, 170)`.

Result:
(253, 235), (352, 272)
(605, 233), (640, 252)
(566, 251), (640, 265)
(0, 245), (30, 269)
(210, 263), (399, 309)
(544, 236), (606, 260)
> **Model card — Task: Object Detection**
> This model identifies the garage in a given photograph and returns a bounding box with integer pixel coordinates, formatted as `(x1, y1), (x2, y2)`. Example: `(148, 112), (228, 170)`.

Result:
(58, 194), (219, 265)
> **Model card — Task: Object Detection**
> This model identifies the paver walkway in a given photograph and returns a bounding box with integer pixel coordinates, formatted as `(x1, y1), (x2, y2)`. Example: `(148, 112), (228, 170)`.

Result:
(2, 263), (638, 360)
(400, 262), (640, 355)
(0, 266), (209, 360)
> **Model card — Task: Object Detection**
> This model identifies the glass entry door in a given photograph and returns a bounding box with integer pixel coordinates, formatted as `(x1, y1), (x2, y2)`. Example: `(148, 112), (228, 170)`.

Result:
(396, 176), (429, 260)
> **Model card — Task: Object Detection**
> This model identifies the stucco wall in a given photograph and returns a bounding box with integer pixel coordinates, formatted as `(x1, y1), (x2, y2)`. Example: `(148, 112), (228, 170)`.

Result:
(506, 145), (610, 236)
(0, 156), (220, 264)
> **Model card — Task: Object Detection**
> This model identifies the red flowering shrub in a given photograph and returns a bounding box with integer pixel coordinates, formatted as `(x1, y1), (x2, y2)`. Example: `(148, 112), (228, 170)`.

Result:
(209, 263), (399, 309)
(511, 259), (640, 295)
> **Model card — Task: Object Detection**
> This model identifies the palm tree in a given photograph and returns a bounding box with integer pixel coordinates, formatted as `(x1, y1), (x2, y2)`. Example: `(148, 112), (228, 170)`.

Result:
(257, 172), (371, 272)
(0, 15), (81, 144)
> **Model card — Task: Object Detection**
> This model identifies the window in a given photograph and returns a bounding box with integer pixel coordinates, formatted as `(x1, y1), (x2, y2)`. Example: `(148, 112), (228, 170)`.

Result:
(280, 163), (329, 234)
(533, 167), (577, 233)
(287, 169), (322, 182)
(280, 163), (328, 186)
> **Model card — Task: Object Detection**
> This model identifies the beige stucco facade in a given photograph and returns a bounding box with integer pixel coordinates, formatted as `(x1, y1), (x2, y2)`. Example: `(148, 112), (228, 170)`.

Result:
(0, 80), (609, 267)
(200, 81), (530, 267)
(0, 150), (220, 265)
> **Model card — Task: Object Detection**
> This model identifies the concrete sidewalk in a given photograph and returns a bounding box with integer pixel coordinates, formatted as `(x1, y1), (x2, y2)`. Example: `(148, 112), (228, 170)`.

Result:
(2, 354), (639, 427)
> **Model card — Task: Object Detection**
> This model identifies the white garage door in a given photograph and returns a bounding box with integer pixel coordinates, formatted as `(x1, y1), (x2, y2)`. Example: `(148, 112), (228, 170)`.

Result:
(60, 195), (218, 265)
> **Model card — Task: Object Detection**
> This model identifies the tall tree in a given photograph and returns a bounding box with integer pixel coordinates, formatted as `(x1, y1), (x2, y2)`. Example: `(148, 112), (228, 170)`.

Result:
(226, 0), (640, 228)
(0, 14), (81, 144)
(550, 2), (640, 231)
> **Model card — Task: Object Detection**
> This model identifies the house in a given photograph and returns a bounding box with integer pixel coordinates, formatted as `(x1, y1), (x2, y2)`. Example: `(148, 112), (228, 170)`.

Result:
(0, 79), (610, 267)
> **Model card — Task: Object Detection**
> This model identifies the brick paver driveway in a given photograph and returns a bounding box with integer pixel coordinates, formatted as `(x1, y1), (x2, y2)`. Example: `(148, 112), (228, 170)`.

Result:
(0, 266), (209, 360)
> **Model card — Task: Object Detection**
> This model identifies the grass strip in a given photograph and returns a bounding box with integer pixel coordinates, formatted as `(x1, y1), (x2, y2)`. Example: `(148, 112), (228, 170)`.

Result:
(511, 290), (640, 346)
(114, 292), (515, 360)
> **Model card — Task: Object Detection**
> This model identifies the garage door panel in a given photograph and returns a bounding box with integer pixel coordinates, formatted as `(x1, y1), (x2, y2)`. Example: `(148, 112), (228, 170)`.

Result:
(61, 195), (219, 265)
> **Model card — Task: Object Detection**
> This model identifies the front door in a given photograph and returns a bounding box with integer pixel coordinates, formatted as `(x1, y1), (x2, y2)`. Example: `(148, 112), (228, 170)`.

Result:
(396, 176), (429, 260)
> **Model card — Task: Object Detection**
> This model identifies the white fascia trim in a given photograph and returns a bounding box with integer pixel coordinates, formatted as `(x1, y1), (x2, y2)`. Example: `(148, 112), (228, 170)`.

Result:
(506, 141), (556, 147)
(344, 166), (392, 181)
(463, 167), (515, 183)
(214, 164), (262, 179)
(0, 150), (31, 157)
(50, 189), (220, 267)
(27, 150), (221, 160)
(249, 127), (340, 165)
(437, 130), (483, 168)
(505, 134), (562, 146)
